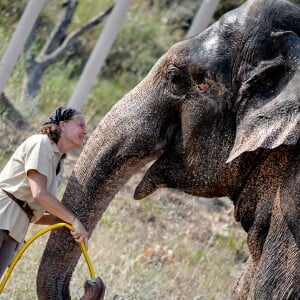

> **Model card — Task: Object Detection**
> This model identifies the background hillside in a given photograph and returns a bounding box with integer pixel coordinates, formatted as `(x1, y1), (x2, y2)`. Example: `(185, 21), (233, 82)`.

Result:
(0, 1), (299, 299)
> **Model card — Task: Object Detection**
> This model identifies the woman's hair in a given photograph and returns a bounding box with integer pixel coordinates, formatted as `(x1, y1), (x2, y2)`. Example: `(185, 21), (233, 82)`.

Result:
(38, 106), (82, 144)
(38, 123), (60, 144)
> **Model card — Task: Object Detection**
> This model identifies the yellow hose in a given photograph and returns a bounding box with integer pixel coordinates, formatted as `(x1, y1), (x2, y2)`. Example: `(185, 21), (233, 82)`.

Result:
(0, 222), (95, 293)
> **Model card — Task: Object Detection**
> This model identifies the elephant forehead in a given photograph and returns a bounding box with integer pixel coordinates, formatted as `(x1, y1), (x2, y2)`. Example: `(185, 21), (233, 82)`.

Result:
(169, 33), (231, 76)
(162, 38), (202, 66)
(201, 34), (221, 53)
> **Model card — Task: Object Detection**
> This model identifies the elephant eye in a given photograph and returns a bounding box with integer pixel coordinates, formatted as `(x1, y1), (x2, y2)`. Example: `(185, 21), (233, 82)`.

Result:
(165, 65), (189, 98)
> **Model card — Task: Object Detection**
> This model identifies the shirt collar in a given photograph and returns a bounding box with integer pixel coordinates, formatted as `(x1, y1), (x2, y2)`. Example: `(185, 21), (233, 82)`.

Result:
(51, 140), (63, 155)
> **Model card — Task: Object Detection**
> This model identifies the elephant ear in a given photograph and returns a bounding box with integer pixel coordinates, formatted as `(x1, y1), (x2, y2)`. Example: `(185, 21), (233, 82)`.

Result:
(227, 32), (300, 163)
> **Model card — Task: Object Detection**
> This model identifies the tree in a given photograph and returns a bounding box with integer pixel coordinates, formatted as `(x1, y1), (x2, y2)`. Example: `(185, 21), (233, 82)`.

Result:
(0, 92), (29, 129)
(21, 0), (113, 104)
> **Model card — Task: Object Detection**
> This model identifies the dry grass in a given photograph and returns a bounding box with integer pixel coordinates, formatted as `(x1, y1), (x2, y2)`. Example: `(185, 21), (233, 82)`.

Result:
(1, 159), (248, 300)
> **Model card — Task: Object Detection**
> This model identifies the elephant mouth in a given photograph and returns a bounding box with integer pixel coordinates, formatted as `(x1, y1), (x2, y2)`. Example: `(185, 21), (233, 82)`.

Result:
(133, 129), (183, 200)
(134, 170), (160, 200)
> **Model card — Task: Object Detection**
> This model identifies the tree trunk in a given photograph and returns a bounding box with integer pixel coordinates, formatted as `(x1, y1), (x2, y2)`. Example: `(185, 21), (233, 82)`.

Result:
(21, 58), (46, 104)
(0, 92), (29, 129)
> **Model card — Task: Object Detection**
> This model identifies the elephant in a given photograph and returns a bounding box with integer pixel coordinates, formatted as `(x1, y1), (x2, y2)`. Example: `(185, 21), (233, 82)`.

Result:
(37, 0), (300, 299)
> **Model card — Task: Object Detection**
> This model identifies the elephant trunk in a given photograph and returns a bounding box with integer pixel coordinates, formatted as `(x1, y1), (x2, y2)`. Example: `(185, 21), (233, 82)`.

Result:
(36, 79), (173, 299)
(80, 277), (106, 300)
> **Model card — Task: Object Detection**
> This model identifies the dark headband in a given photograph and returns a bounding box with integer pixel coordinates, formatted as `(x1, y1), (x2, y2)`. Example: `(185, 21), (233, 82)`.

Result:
(43, 106), (81, 125)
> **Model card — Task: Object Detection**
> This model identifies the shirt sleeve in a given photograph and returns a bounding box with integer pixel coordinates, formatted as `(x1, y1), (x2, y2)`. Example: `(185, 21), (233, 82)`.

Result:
(24, 137), (53, 180)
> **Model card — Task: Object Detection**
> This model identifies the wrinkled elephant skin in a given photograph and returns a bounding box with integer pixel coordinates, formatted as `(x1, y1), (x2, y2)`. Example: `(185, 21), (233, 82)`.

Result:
(37, 0), (300, 299)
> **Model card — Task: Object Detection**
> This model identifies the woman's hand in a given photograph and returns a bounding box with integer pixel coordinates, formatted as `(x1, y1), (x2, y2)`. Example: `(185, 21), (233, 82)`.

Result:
(71, 217), (89, 249)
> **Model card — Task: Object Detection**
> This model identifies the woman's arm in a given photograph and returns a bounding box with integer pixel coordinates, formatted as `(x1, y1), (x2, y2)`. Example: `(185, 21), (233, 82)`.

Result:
(27, 169), (88, 247)
(35, 213), (56, 225)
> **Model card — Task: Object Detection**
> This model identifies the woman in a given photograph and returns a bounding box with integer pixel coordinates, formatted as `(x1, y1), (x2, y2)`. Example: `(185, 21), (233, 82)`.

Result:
(0, 106), (89, 278)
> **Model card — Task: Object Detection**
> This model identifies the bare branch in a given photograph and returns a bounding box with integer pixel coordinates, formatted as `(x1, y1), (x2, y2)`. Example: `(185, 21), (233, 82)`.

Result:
(37, 5), (114, 67)
(40, 0), (79, 56)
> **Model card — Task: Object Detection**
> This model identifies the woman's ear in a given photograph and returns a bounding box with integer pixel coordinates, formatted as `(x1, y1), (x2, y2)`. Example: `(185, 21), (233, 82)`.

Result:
(227, 32), (300, 162)
(58, 120), (67, 133)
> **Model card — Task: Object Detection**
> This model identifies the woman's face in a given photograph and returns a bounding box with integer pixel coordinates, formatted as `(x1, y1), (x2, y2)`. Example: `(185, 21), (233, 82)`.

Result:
(61, 114), (87, 149)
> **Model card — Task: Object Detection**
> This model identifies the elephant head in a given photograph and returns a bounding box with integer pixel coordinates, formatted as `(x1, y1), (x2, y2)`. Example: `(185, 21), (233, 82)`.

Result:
(37, 0), (300, 299)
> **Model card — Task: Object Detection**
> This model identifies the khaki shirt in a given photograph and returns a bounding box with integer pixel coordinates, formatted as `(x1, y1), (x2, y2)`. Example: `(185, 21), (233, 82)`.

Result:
(0, 134), (63, 243)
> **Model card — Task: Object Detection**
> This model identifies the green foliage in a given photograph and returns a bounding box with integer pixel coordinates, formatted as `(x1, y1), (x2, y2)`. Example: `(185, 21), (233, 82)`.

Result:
(85, 75), (138, 128)
(102, 23), (165, 79)
(0, 0), (26, 27)
(214, 0), (246, 19)
(4, 56), (25, 101)
(38, 61), (77, 109)
(102, 1), (182, 80)
(0, 2), (25, 57)
(27, 16), (56, 57)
